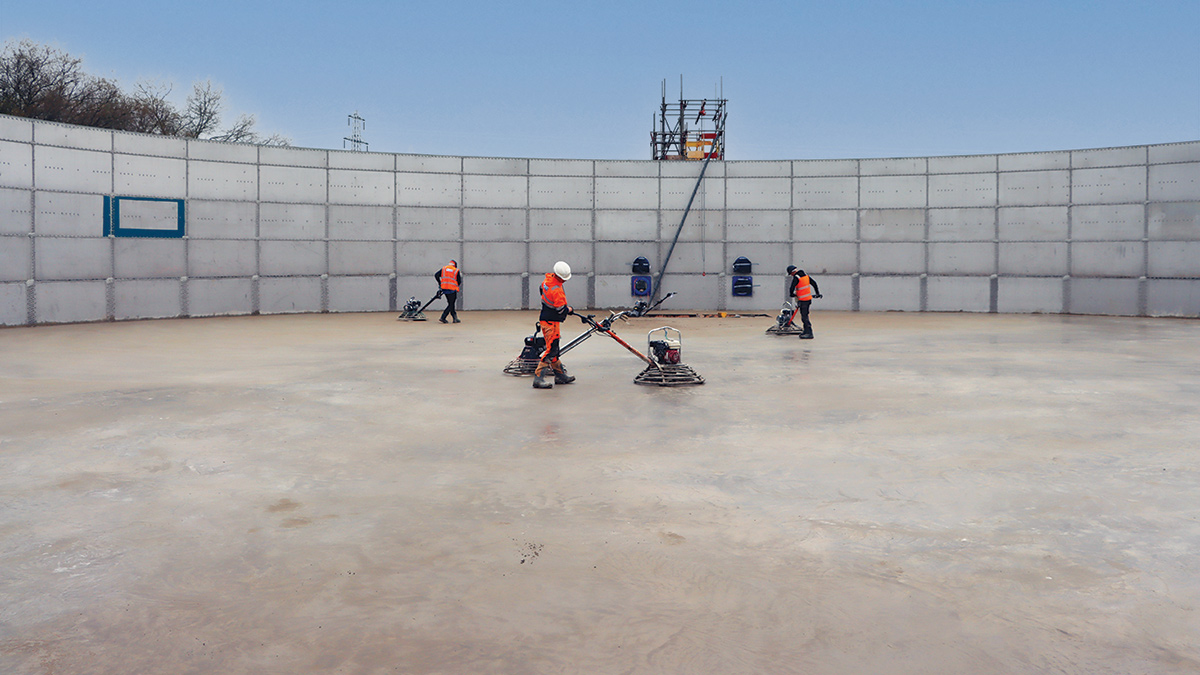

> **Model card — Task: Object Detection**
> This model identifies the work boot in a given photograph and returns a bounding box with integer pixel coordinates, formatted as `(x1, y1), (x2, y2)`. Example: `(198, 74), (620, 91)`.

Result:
(552, 362), (575, 385)
(452, 317), (461, 323)
(439, 317), (448, 324)
(799, 331), (814, 340)
(532, 364), (553, 389)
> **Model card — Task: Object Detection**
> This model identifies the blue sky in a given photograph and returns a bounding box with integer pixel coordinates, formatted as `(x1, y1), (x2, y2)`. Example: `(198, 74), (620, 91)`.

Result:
(5, 0), (1199, 160)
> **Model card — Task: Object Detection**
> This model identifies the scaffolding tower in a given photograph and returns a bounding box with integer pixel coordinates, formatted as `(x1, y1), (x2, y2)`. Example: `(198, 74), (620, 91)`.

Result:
(651, 78), (726, 161)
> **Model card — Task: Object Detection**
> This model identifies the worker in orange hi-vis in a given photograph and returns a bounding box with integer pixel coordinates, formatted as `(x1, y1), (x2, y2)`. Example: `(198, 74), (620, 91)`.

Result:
(532, 261), (577, 389)
(434, 260), (462, 323)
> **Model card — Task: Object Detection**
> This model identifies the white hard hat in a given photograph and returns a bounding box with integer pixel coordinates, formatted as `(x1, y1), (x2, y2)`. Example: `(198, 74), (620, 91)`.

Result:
(553, 261), (572, 281)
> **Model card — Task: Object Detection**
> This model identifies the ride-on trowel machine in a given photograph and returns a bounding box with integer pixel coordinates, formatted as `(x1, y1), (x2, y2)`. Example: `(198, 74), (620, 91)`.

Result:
(397, 290), (443, 321)
(503, 293), (705, 386)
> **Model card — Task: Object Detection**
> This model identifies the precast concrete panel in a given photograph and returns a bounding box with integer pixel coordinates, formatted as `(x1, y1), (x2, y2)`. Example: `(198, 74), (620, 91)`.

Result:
(187, 139), (257, 163)
(530, 210), (592, 241)
(530, 241), (593, 277)
(860, 175), (926, 209)
(34, 191), (113, 240)
(112, 132), (185, 158)
(1070, 241), (1144, 277)
(1148, 202), (1200, 240)
(464, 242), (525, 274)
(860, 209), (925, 242)
(396, 241), (460, 275)
(529, 176), (594, 209)
(998, 206), (1069, 241)
(260, 165), (327, 204)
(859, 276), (921, 311)
(35, 280), (107, 323)
(35, 146), (111, 193)
(188, 240), (256, 277)
(1071, 204), (1144, 241)
(1147, 279), (1200, 317)
(0, 140), (33, 188)
(725, 177), (790, 210)
(998, 242), (1068, 276)
(259, 203), (326, 240)
(660, 177), (724, 211)
(1148, 241), (1200, 277)
(927, 276), (991, 312)
(397, 173), (461, 207)
(595, 177), (658, 210)
(861, 158), (925, 176)
(1068, 278), (1140, 316)
(186, 277), (252, 316)
(809, 274), (853, 310)
(259, 240), (326, 276)
(329, 241), (393, 276)
(260, 146), (326, 168)
(928, 242), (996, 275)
(997, 277), (1064, 314)
(330, 169), (395, 205)
(329, 205), (393, 241)
(397, 207), (460, 241)
(928, 173), (997, 208)
(929, 208), (996, 241)
(0, 236), (31, 280)
(34, 122), (110, 151)
(653, 242), (724, 274)
(998, 170), (1070, 206)
(596, 241), (658, 275)
(0, 282), (26, 326)
(725, 244), (789, 277)
(1072, 146), (1146, 169)
(1149, 142), (1200, 164)
(997, 151), (1071, 172)
(595, 161), (656, 178)
(114, 154), (186, 198)
(0, 188), (32, 234)
(660, 209), (722, 242)
(792, 176), (857, 209)
(725, 210), (790, 242)
(0, 115), (33, 142)
(793, 159), (857, 177)
(726, 161), (790, 178)
(793, 242), (857, 275)
(259, 276), (322, 314)
(462, 275), (522, 310)
(464, 157), (527, 175)
(328, 150), (393, 171)
(395, 155), (460, 173)
(530, 159), (591, 176)
(187, 200), (257, 239)
(596, 210), (657, 241)
(188, 160), (257, 201)
(860, 243), (925, 274)
(594, 274), (641, 309)
(114, 279), (180, 319)
(657, 274), (722, 310)
(661, 161), (723, 178)
(1072, 166), (1146, 205)
(1148, 162), (1200, 201)
(463, 208), (526, 241)
(792, 210), (857, 242)
(929, 155), (997, 174)
(114, 238), (186, 278)
(327, 275), (389, 312)
(463, 174), (527, 209)
(35, 237), (111, 280)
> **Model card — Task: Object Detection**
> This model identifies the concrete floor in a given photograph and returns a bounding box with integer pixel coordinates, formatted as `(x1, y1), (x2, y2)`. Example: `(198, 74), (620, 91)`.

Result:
(1, 309), (1198, 674)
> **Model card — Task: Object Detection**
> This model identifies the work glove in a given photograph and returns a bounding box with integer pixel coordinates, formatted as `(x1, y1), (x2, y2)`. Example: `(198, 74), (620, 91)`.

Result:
(566, 306), (574, 315)
(814, 294), (823, 299)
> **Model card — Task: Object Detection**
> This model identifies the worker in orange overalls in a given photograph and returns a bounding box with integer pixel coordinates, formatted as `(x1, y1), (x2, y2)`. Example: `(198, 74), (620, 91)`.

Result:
(533, 261), (577, 389)
(434, 260), (462, 323)
(787, 265), (823, 339)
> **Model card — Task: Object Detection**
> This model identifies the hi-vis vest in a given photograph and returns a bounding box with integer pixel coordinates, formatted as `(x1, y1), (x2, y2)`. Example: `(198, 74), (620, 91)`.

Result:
(439, 264), (460, 292)
(794, 275), (813, 301)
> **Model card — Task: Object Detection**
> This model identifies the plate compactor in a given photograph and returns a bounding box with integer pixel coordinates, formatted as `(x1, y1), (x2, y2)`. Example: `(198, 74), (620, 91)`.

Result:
(397, 290), (443, 321)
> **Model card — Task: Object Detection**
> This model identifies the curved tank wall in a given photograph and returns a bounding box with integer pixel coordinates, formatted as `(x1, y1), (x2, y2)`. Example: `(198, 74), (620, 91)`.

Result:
(1, 113), (1198, 326)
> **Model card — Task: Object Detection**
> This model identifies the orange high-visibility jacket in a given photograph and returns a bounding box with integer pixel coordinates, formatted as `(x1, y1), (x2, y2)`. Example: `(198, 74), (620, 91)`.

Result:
(794, 275), (813, 301)
(439, 264), (460, 292)
(539, 273), (569, 322)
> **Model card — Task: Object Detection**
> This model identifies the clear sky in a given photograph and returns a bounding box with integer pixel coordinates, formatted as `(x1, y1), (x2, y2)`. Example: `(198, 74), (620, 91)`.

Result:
(5, 0), (1199, 160)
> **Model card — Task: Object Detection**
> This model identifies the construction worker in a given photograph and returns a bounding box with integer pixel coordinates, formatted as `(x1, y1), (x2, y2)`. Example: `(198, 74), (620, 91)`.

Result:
(787, 265), (823, 339)
(533, 261), (577, 389)
(434, 260), (462, 323)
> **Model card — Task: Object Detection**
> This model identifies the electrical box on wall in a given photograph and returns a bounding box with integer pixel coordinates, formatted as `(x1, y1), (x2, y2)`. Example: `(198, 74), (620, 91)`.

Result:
(632, 256), (652, 297)
(731, 256), (753, 296)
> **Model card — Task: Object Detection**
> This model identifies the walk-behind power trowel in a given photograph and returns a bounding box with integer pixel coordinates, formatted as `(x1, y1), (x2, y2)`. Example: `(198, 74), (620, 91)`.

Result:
(397, 290), (443, 321)
(765, 299), (804, 336)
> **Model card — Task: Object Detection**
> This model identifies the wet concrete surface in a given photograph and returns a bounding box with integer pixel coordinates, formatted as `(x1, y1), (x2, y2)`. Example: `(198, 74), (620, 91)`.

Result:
(1, 309), (1198, 674)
